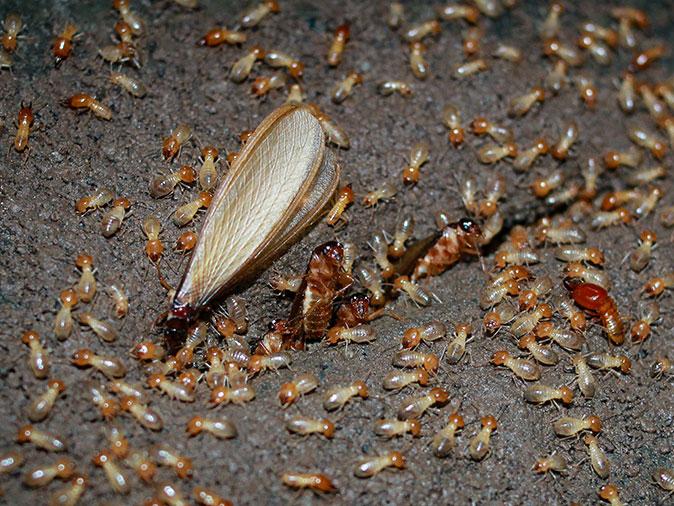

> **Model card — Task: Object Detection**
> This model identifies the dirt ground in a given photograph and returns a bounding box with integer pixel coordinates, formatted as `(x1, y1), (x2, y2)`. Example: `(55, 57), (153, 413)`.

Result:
(0, 0), (673, 504)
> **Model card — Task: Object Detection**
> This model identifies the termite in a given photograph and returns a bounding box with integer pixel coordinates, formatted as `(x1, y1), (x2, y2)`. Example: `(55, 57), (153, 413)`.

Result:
(0, 46), (12, 70)
(326, 184), (354, 226)
(570, 353), (597, 398)
(536, 321), (585, 350)
(383, 368), (429, 390)
(387, 1), (404, 27)
(556, 246), (604, 265)
(462, 26), (482, 56)
(0, 450), (24, 477)
(581, 21), (618, 46)
(66, 93), (112, 120)
(491, 350), (541, 381)
(631, 44), (665, 72)
(404, 19), (441, 43)
(603, 146), (642, 170)
(264, 49), (304, 79)
(535, 222), (586, 245)
(550, 121), (578, 160)
(543, 38), (583, 66)
(478, 141), (518, 164)
(14, 102), (34, 152)
(281, 472), (337, 493)
(93, 450), (130, 494)
(251, 73), (286, 97)
(471, 117), (513, 143)
(197, 147), (220, 192)
(631, 300), (660, 342)
(72, 348), (126, 378)
(480, 279), (519, 309)
(531, 170), (563, 198)
(394, 276), (431, 306)
(241, 0), (279, 28)
(587, 352), (631, 374)
(17, 425), (66, 452)
(279, 373), (319, 407)
(539, 1), (563, 39)
(22, 330), (49, 379)
(210, 385), (256, 407)
(584, 434), (610, 478)
(230, 45), (265, 83)
(401, 140), (429, 185)
(401, 321), (446, 349)
(27, 379), (65, 422)
(101, 197), (131, 237)
(431, 412), (464, 458)
(103, 424), (128, 459)
(106, 283), (128, 319)
(120, 396), (162, 430)
(187, 416), (237, 440)
(113, 0), (143, 34)
(75, 187), (113, 214)
(660, 206), (674, 227)
(651, 356), (671, 379)
(374, 419), (420, 438)
(598, 483), (624, 506)
(494, 245), (540, 269)
(98, 41), (139, 67)
(453, 58), (487, 79)
(124, 450), (155, 483)
(174, 191), (212, 226)
(518, 334), (558, 365)
(367, 233), (394, 279)
(397, 387), (448, 420)
(600, 189), (642, 211)
(642, 272), (674, 297)
(197, 27), (246, 47)
(323, 380), (368, 411)
(23, 457), (75, 488)
(591, 208), (632, 229)
(553, 415), (601, 436)
(509, 86), (545, 117)
(378, 80), (413, 97)
(483, 302), (517, 334)
(565, 262), (610, 290)
(629, 230), (656, 272)
(142, 215), (164, 264)
(152, 445), (193, 480)
(150, 165), (196, 198)
(577, 33), (611, 65)
(147, 374), (195, 402)
(638, 84), (667, 125)
(437, 3), (479, 22)
(393, 350), (439, 373)
(569, 282), (623, 344)
(1, 14), (22, 52)
(618, 73), (637, 113)
(362, 181), (396, 207)
(306, 102), (350, 148)
(408, 41), (429, 80)
(477, 173), (506, 217)
(247, 352), (291, 375)
(89, 384), (119, 420)
(176, 230), (198, 254)
(354, 451), (405, 478)
(532, 453), (567, 475)
(628, 125), (667, 159)
(49, 475), (87, 506)
(326, 325), (376, 345)
(447, 323), (471, 364)
(53, 23), (78, 65)
(54, 289), (77, 340)
(469, 415), (497, 461)
(545, 59), (568, 94)
(524, 383), (573, 405)
(653, 467), (674, 493)
(287, 416), (335, 438)
(327, 23), (349, 67)
(513, 138), (548, 172)
(574, 74), (597, 108)
(162, 124), (191, 161)
(442, 104), (464, 146)
(654, 82), (674, 109)
(110, 72), (147, 97)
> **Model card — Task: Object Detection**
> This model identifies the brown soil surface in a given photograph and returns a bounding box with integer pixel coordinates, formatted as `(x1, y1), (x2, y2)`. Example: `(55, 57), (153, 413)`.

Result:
(0, 1), (672, 505)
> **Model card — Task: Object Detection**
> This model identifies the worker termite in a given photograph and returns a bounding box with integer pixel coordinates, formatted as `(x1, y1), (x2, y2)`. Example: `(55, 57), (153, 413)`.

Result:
(513, 138), (548, 172)
(387, 1), (404, 28)
(187, 416), (237, 440)
(141, 215), (164, 265)
(442, 104), (464, 147)
(600, 189), (642, 211)
(603, 146), (643, 170)
(93, 450), (130, 494)
(408, 41), (429, 80)
(113, 0), (143, 34)
(362, 181), (396, 207)
(642, 272), (674, 297)
(539, 1), (563, 39)
(397, 387), (448, 420)
(326, 184), (354, 226)
(447, 323), (471, 364)
(72, 254), (96, 302)
(401, 321), (446, 349)
(553, 415), (601, 436)
(469, 415), (497, 461)
(251, 73), (287, 97)
(631, 44), (665, 72)
(147, 374), (195, 402)
(631, 300), (660, 342)
(532, 453), (567, 475)
(628, 125), (667, 159)
(387, 216), (415, 259)
(477, 142), (518, 164)
(13, 102), (34, 153)
(511, 302), (553, 336)
(587, 352), (632, 374)
(404, 19), (441, 43)
(197, 27), (246, 47)
(162, 124), (191, 161)
(575, 74), (597, 108)
(105, 283), (129, 319)
(638, 85), (667, 129)
(120, 396), (162, 430)
(401, 140), (429, 185)
(551, 121), (578, 160)
(21, 330), (49, 379)
(75, 187), (113, 214)
(89, 384), (120, 420)
(196, 147), (220, 191)
(374, 418), (420, 438)
(247, 352), (291, 375)
(323, 380), (368, 411)
(583, 434), (610, 478)
(150, 165), (196, 198)
(535, 321), (584, 350)
(369, 232), (394, 278)
(66, 93), (112, 120)
(542, 38), (583, 66)
(483, 303), (517, 334)
(598, 484), (625, 506)
(393, 350), (439, 373)
(52, 23), (78, 65)
(556, 246), (604, 265)
(241, 0), (279, 28)
(54, 289), (78, 340)
(287, 416), (335, 438)
(577, 33), (611, 65)
(491, 351), (541, 380)
(175, 231), (198, 254)
(264, 49), (304, 79)
(279, 373), (319, 407)
(581, 21), (618, 47)
(653, 467), (674, 493)
(518, 334), (559, 365)
(26, 378), (66, 422)
(531, 170), (563, 198)
(72, 348), (126, 378)
(568, 354), (597, 399)
(79, 312), (119, 343)
(617, 73), (637, 113)
(535, 220), (586, 246)
(494, 245), (540, 269)
(354, 451), (406, 478)
(174, 191), (212, 227)
(524, 383), (573, 405)
(151, 445), (192, 480)
(123, 450), (155, 484)
(110, 71), (147, 98)
(383, 368), (429, 390)
(431, 412), (464, 458)
(591, 208), (632, 229)
(281, 472), (337, 493)
(23, 457), (75, 488)
(378, 80), (413, 97)
(655, 82), (674, 109)
(394, 276), (432, 306)
(545, 60), (568, 94)
(17, 425), (66, 452)
(327, 23), (349, 67)
(326, 325), (376, 345)
(101, 197), (131, 238)
(102, 424), (129, 459)
(1, 14), (22, 53)
(453, 58), (487, 79)
(564, 261), (611, 289)
(492, 43), (522, 63)
(629, 230), (656, 272)
(229, 45), (265, 83)
(479, 279), (519, 309)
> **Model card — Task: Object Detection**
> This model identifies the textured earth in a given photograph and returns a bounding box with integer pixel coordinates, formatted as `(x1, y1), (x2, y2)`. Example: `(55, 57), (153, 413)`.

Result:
(0, 0), (672, 505)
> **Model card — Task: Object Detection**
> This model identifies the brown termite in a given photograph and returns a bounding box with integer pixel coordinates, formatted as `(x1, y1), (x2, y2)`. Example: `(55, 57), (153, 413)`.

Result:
(431, 412), (464, 458)
(575, 74), (597, 108)
(23, 457), (75, 488)
(196, 146), (220, 192)
(404, 19), (441, 43)
(591, 208), (632, 229)
(374, 418), (420, 438)
(72, 348), (126, 378)
(545, 60), (568, 94)
(642, 272), (674, 297)
(187, 416), (237, 440)
(556, 246), (604, 265)
(279, 373), (319, 407)
(598, 484), (624, 506)
(401, 321), (446, 349)
(354, 451), (406, 478)
(17, 425), (66, 452)
(393, 350), (439, 373)
(150, 165), (196, 198)
(383, 368), (429, 390)
(197, 27), (246, 47)
(631, 300), (660, 342)
(26, 378), (65, 422)
(536, 321), (585, 350)
(492, 43), (521, 62)
(210, 384), (255, 406)
(326, 325), (376, 345)
(66, 93), (112, 120)
(113, 0), (143, 34)
(581, 21), (618, 47)
(629, 230), (656, 272)
(483, 302), (517, 334)
(462, 26), (482, 56)
(477, 142), (518, 164)
(539, 1), (563, 39)
(327, 23), (349, 67)
(491, 351), (541, 380)
(628, 125), (667, 159)
(518, 276), (553, 310)
(251, 73), (286, 97)
(469, 415), (497, 461)
(75, 187), (113, 214)
(603, 146), (642, 169)
(304, 102), (350, 149)
(408, 41), (429, 80)
(530, 168), (563, 197)
(325, 184), (354, 226)
(453, 58), (487, 79)
(162, 124), (191, 161)
(518, 334), (559, 365)
(524, 383), (573, 405)
(386, 216), (415, 259)
(368, 232), (394, 278)
(52, 23), (78, 65)
(110, 72), (146, 98)
(120, 396), (162, 430)
(600, 189), (642, 211)
(22, 330), (49, 379)
(542, 38), (583, 66)
(142, 215), (164, 265)
(494, 245), (540, 269)
(471, 117), (513, 143)
(545, 182), (580, 208)
(147, 374), (195, 402)
(618, 73), (637, 113)
(73, 254), (96, 302)
(653, 467), (674, 493)
(174, 231), (197, 254)
(513, 138), (548, 172)
(436, 3), (479, 22)
(362, 181), (396, 207)
(638, 84), (667, 127)
(101, 197), (130, 238)
(247, 352), (291, 375)
(241, 0), (279, 28)
(287, 416), (335, 438)
(174, 191), (212, 227)
(124, 450), (156, 483)
(577, 33), (611, 65)
(477, 173), (506, 216)
(535, 221), (586, 244)
(394, 276), (432, 306)
(378, 80), (412, 97)
(93, 450), (130, 494)
(229, 45), (265, 83)
(397, 387), (448, 420)
(579, 157), (603, 200)
(401, 140), (429, 185)
(13, 102), (34, 152)
(89, 384), (119, 420)
(264, 49), (304, 79)
(565, 262), (611, 290)
(587, 352), (632, 374)
(49, 474), (87, 506)
(323, 380), (368, 411)
(553, 415), (601, 437)
(447, 322), (472, 364)
(79, 312), (118, 343)
(98, 41), (139, 67)
(551, 121), (578, 160)
(281, 472), (337, 493)
(106, 283), (128, 319)
(532, 453), (567, 475)
(54, 288), (78, 340)
(103, 424), (129, 458)
(2, 13), (22, 52)
(442, 104), (464, 146)
(480, 279), (519, 309)
(583, 434), (610, 478)
(631, 44), (665, 72)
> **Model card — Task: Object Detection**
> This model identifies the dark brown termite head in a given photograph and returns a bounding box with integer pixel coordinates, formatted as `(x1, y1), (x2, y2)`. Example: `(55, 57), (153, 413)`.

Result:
(318, 240), (344, 266)
(455, 217), (482, 253)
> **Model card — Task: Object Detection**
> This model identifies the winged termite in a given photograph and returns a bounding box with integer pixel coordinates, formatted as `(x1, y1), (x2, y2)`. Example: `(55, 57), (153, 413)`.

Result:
(169, 104), (340, 325)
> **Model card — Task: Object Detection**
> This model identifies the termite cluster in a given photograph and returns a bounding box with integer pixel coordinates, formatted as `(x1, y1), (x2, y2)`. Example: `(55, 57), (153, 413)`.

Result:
(3, 0), (673, 504)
